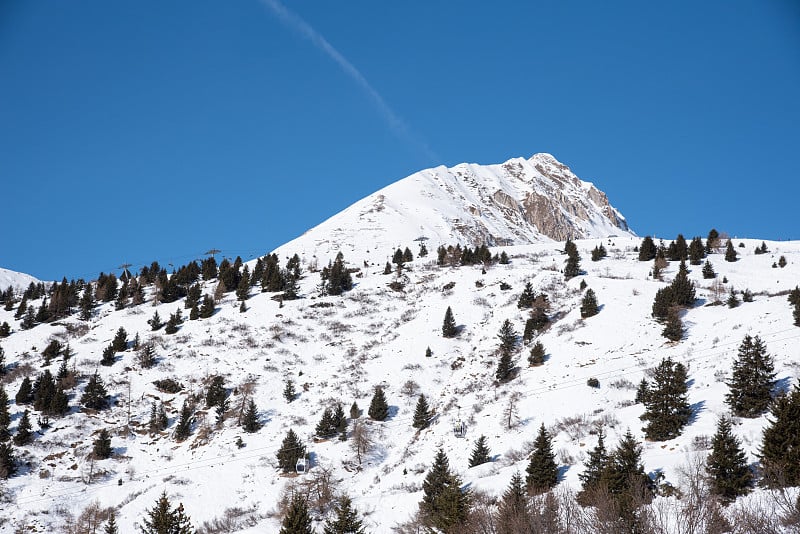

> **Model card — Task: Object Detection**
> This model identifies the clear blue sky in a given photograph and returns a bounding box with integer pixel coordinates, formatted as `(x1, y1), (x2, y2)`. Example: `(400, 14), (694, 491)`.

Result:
(2, 1), (799, 281)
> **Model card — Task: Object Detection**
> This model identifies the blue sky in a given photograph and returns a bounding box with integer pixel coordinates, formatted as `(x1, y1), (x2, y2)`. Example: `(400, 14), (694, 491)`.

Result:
(2, 1), (799, 281)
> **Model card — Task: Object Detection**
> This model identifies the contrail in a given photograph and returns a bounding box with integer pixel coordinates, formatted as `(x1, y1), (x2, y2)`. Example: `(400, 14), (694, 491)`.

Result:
(260, 0), (439, 164)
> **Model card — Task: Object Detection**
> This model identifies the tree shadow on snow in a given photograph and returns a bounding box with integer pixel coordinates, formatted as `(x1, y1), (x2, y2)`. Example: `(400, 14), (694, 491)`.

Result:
(688, 400), (706, 425)
(774, 376), (794, 397)
(557, 465), (571, 482)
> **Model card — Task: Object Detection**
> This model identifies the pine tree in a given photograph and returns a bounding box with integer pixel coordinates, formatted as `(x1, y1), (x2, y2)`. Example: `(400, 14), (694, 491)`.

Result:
(100, 344), (116, 366)
(383, 262), (392, 275)
(725, 335), (775, 417)
(81, 371), (109, 410)
(0, 322), (9, 338)
(641, 358), (691, 440)
(412, 394), (432, 430)
(349, 401), (360, 420)
(15, 377), (32, 405)
(601, 430), (653, 516)
(638, 236), (657, 261)
(0, 442), (16, 478)
(276, 428), (306, 472)
(760, 380), (800, 486)
(468, 435), (491, 467)
(0, 387), (10, 441)
(526, 424), (558, 494)
(164, 311), (180, 334)
(93, 428), (113, 459)
(528, 341), (546, 366)
(495, 319), (518, 382)
(148, 310), (163, 331)
(662, 307), (683, 341)
(111, 327), (127, 352)
(79, 285), (94, 321)
(688, 236), (705, 265)
(149, 401), (168, 433)
(242, 399), (260, 433)
(706, 228), (720, 254)
(280, 493), (314, 534)
(727, 288), (739, 308)
(368, 386), (389, 421)
(580, 288), (599, 318)
(564, 238), (581, 279)
(205, 375), (226, 409)
(578, 428), (609, 496)
(33, 370), (56, 412)
(199, 294), (215, 318)
(104, 510), (119, 534)
(725, 240), (738, 262)
(442, 306), (457, 338)
(13, 409), (32, 446)
(419, 448), (470, 532)
(316, 406), (337, 438)
(496, 471), (532, 532)
(323, 495), (366, 534)
(651, 287), (674, 321)
(795, 301), (800, 328)
(671, 260), (696, 307)
(141, 491), (194, 534)
(284, 379), (296, 402)
(49, 386), (69, 417)
(702, 260), (716, 279)
(705, 416), (752, 502)
(174, 401), (193, 441)
(517, 281), (535, 309)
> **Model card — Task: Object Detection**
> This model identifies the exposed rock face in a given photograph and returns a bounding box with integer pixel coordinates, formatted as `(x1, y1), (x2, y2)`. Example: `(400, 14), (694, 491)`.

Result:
(275, 153), (634, 263)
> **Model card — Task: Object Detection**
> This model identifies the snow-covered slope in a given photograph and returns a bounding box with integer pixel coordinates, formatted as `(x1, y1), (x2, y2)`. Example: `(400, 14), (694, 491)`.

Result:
(0, 267), (42, 291)
(1, 235), (799, 532)
(275, 153), (634, 265)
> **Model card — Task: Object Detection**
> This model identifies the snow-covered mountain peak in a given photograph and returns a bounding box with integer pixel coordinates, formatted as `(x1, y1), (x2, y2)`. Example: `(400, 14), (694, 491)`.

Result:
(276, 153), (634, 263)
(0, 267), (42, 291)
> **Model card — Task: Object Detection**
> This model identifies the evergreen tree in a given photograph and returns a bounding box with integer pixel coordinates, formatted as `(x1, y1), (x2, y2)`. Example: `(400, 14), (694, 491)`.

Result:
(641, 358), (691, 440)
(13, 410), (32, 446)
(148, 310), (163, 331)
(688, 236), (705, 265)
(496, 471), (531, 533)
(517, 281), (535, 309)
(164, 311), (180, 334)
(726, 335), (775, 417)
(578, 428), (609, 496)
(705, 416), (752, 502)
(316, 406), (337, 438)
(419, 448), (470, 532)
(79, 285), (94, 321)
(419, 243), (428, 257)
(174, 401), (193, 441)
(100, 344), (116, 366)
(601, 430), (653, 517)
(20, 307), (36, 330)
(149, 401), (168, 433)
(93, 428), (113, 459)
(442, 306), (457, 338)
(760, 380), (800, 486)
(276, 428), (306, 472)
(662, 307), (683, 341)
(33, 370), (56, 412)
(111, 327), (128, 352)
(468, 435), (491, 467)
(104, 510), (119, 534)
(0, 321), (9, 337)
(651, 287), (674, 321)
(49, 386), (69, 417)
(638, 236), (657, 261)
(284, 379), (296, 402)
(383, 262), (392, 275)
(205, 375), (226, 409)
(580, 288), (599, 318)
(141, 491), (193, 534)
(280, 493), (314, 534)
(0, 442), (16, 478)
(795, 301), (800, 328)
(526, 423), (558, 493)
(412, 394), (432, 430)
(15, 377), (32, 405)
(727, 288), (739, 308)
(81, 371), (109, 410)
(495, 319), (517, 382)
(564, 238), (581, 279)
(323, 495), (365, 534)
(199, 294), (215, 318)
(42, 339), (63, 366)
(499, 251), (510, 264)
(725, 240), (738, 262)
(702, 260), (716, 279)
(349, 401), (360, 420)
(242, 399), (260, 433)
(528, 341), (546, 366)
(368, 386), (389, 421)
(671, 260), (696, 307)
(0, 387), (9, 441)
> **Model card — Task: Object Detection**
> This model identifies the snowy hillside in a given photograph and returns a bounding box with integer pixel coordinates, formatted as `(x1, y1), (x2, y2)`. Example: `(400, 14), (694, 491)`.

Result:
(1, 233), (799, 532)
(0, 267), (42, 292)
(275, 153), (634, 267)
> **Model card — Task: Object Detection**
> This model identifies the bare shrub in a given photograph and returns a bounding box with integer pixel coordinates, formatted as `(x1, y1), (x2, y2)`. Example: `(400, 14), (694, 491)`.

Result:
(60, 500), (113, 534)
(197, 504), (263, 533)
